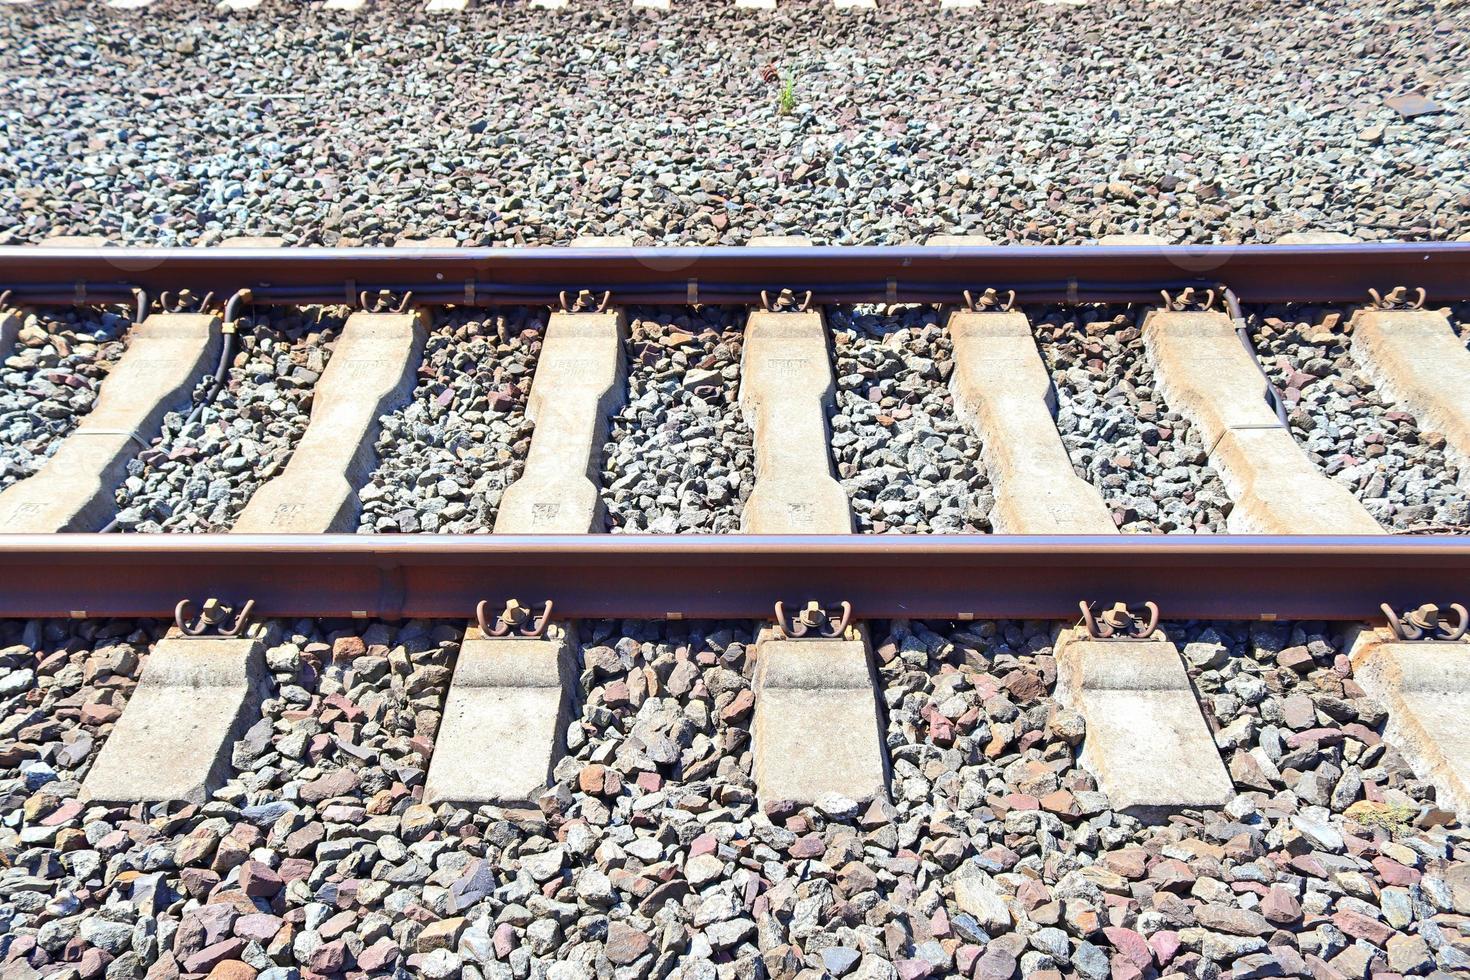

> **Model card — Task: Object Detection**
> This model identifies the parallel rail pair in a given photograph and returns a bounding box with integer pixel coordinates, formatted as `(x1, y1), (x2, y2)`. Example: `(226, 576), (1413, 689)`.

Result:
(3, 242), (1469, 624)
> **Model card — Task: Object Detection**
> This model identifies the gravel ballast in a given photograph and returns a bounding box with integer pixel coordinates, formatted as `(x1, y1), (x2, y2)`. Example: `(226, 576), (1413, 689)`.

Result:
(830, 306), (992, 533)
(4, 616), (1470, 979)
(113, 308), (345, 532)
(0, 307), (127, 493)
(358, 309), (540, 535)
(601, 308), (752, 533)
(1, 1), (1466, 247)
(1037, 306), (1233, 534)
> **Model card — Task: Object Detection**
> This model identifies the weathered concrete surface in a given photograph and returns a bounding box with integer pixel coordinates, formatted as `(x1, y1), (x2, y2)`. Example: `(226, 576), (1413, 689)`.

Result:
(1350, 309), (1470, 488)
(1143, 310), (1383, 534)
(740, 310), (852, 533)
(948, 310), (1115, 533)
(752, 627), (886, 806)
(496, 310), (627, 532)
(233, 311), (426, 533)
(1054, 627), (1234, 817)
(83, 636), (267, 804)
(1349, 628), (1470, 821)
(0, 313), (221, 532)
(425, 626), (577, 806)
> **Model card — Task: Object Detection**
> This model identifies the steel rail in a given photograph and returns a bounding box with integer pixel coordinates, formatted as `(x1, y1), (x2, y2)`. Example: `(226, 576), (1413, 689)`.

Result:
(3, 243), (1470, 306)
(1, 534), (1466, 622)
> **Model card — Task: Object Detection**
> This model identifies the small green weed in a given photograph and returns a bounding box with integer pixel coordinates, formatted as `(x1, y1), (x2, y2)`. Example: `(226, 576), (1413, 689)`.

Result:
(778, 74), (797, 116)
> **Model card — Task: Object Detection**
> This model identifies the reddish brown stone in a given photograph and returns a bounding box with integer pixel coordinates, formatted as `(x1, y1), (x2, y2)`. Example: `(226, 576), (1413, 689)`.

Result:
(1149, 930), (1182, 966)
(789, 834), (825, 859)
(1103, 926), (1153, 970)
(80, 702), (122, 726)
(1101, 848), (1148, 880)
(331, 637), (366, 663)
(1039, 789), (1082, 819)
(1373, 856), (1420, 886)
(605, 922), (651, 966)
(719, 688), (754, 722)
(308, 940), (349, 975)
(182, 939), (246, 975)
(205, 962), (256, 980)
(238, 861), (282, 898)
(299, 769), (359, 804)
(1261, 885), (1302, 925)
(578, 764), (607, 795)
(356, 939), (399, 973)
(1286, 728), (1345, 749)
(1333, 909), (1393, 946)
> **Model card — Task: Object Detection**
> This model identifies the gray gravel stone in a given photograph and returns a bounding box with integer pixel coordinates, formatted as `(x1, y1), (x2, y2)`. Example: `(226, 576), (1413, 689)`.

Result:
(358, 309), (539, 533)
(601, 309), (751, 532)
(113, 308), (346, 532)
(829, 306), (991, 533)
(1, 2), (1465, 247)
(0, 307), (127, 492)
(1038, 306), (1232, 532)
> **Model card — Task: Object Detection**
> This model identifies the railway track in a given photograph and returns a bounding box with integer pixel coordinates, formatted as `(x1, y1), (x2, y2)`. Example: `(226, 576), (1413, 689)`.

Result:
(4, 240), (1470, 979)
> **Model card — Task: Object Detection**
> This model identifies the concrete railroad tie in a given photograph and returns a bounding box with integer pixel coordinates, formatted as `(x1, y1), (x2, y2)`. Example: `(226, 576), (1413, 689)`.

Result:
(1349, 627), (1470, 823)
(1054, 626), (1234, 818)
(425, 625), (579, 807)
(947, 308), (1116, 534)
(1143, 309), (1383, 534)
(0, 313), (221, 533)
(1350, 307), (1470, 489)
(495, 307), (627, 533)
(751, 626), (889, 809)
(738, 307), (852, 535)
(83, 635), (268, 804)
(231, 310), (426, 533)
